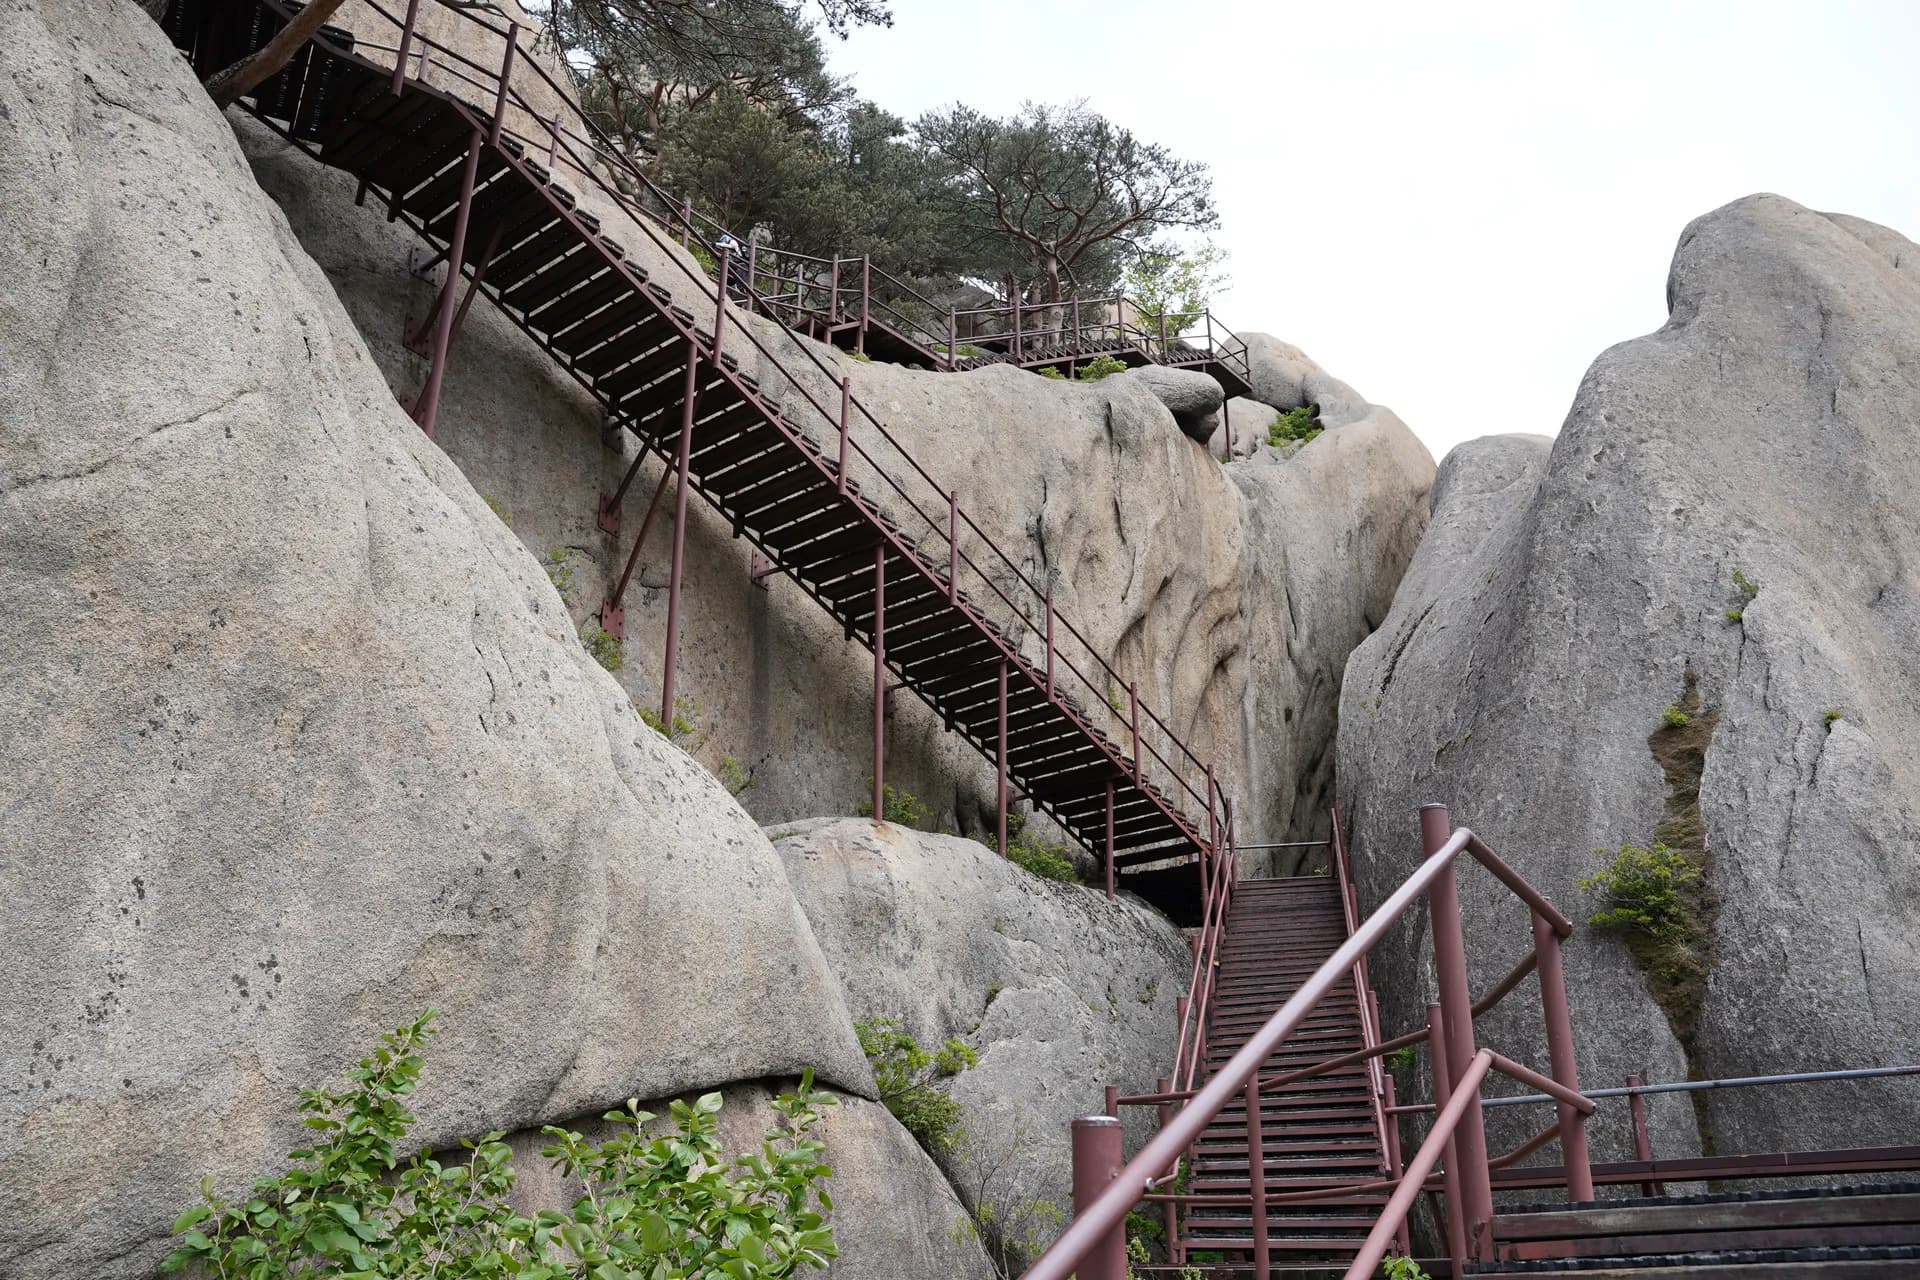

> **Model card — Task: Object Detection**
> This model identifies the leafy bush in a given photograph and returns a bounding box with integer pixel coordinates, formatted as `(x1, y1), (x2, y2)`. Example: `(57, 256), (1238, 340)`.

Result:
(990, 812), (1079, 882)
(1035, 365), (1066, 380)
(855, 782), (932, 829)
(1267, 404), (1322, 448)
(1661, 704), (1690, 729)
(717, 754), (752, 795)
(1724, 609), (1744, 623)
(582, 622), (624, 672)
(1075, 354), (1129, 382)
(639, 698), (700, 743)
(545, 546), (579, 604)
(1579, 843), (1699, 941)
(1387, 1045), (1416, 1072)
(847, 350), (872, 363)
(1384, 1255), (1433, 1280)
(855, 1017), (976, 1154)
(688, 241), (718, 275)
(162, 1012), (838, 1279)
(1825, 709), (1843, 726)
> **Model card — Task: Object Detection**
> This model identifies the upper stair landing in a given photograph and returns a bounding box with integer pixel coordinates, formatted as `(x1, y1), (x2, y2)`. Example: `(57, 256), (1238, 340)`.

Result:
(160, 0), (1229, 920)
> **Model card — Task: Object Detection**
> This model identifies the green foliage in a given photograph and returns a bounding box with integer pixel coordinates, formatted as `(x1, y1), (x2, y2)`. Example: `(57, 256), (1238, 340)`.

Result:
(484, 495), (511, 526)
(639, 697), (700, 743)
(1122, 240), (1229, 335)
(1384, 1255), (1434, 1280)
(1075, 353), (1129, 382)
(162, 1011), (838, 1279)
(582, 622), (624, 672)
(936, 343), (988, 359)
(855, 781), (932, 829)
(855, 1017), (976, 1154)
(846, 349), (872, 363)
(1825, 708), (1843, 726)
(1732, 568), (1760, 598)
(718, 754), (752, 795)
(1035, 365), (1066, 380)
(1724, 609), (1744, 623)
(1661, 705), (1691, 729)
(1387, 1045), (1416, 1072)
(545, 545), (580, 604)
(1580, 843), (1699, 941)
(990, 812), (1079, 882)
(687, 240), (718, 276)
(1267, 403), (1322, 448)
(947, 1117), (1067, 1277)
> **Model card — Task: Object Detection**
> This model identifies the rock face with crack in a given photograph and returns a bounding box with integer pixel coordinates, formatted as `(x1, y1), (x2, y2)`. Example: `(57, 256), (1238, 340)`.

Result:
(767, 818), (1191, 1270)
(1338, 195), (1920, 1160)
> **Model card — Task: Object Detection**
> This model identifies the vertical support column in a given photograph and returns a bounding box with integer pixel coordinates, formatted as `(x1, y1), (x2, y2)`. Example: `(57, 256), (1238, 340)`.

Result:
(947, 491), (959, 603)
(1427, 1002), (1469, 1272)
(1381, 1074), (1411, 1258)
(1422, 803), (1495, 1261)
(659, 347), (701, 730)
(857, 257), (871, 354)
(1533, 903), (1595, 1203)
(996, 660), (1009, 857)
(412, 126), (485, 439)
(711, 247), (731, 363)
(488, 24), (517, 146)
(602, 463), (673, 633)
(1627, 1075), (1663, 1197)
(745, 241), (759, 315)
(1221, 396), (1232, 461)
(1104, 1084), (1119, 1118)
(1245, 1077), (1270, 1277)
(836, 378), (852, 492)
(1129, 681), (1141, 776)
(1069, 1116), (1126, 1280)
(1104, 779), (1116, 901)
(829, 255), (841, 325)
(871, 542), (886, 823)
(947, 311), (958, 370)
(392, 0), (422, 95)
(1156, 1077), (1182, 1265)
(1044, 590), (1055, 695)
(1012, 294), (1023, 359)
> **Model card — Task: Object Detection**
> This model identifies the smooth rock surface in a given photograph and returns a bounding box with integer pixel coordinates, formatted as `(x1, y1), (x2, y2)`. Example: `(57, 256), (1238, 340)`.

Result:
(768, 818), (1191, 1265)
(1338, 195), (1920, 1159)
(0, 5), (866, 1275)
(1125, 365), (1227, 441)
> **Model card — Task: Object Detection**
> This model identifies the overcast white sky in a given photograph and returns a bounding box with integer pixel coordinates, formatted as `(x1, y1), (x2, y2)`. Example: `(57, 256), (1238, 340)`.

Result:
(823, 0), (1920, 460)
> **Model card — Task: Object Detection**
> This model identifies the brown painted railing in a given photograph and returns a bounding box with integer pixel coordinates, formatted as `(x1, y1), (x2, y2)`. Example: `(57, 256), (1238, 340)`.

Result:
(217, 0), (1228, 862)
(1024, 805), (1594, 1280)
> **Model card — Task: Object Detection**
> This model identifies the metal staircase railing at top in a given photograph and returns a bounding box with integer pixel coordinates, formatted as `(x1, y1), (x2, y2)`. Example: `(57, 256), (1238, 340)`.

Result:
(161, 0), (1233, 919)
(1028, 803), (1920, 1280)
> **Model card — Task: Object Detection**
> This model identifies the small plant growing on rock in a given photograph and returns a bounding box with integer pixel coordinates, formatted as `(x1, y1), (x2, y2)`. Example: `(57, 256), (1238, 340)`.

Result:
(545, 545), (580, 604)
(856, 781), (932, 829)
(581, 621), (624, 671)
(1661, 704), (1691, 729)
(1580, 843), (1698, 941)
(855, 1017), (976, 1154)
(1732, 567), (1760, 599)
(1724, 609), (1743, 623)
(1075, 354), (1129, 382)
(639, 697), (700, 742)
(847, 349), (872, 363)
(1387, 1045), (1417, 1072)
(1036, 365), (1066, 380)
(484, 494), (511, 526)
(162, 1011), (839, 1278)
(1384, 1254), (1434, 1280)
(991, 812), (1079, 883)
(1267, 403), (1322, 448)
(717, 754), (752, 795)
(1825, 709), (1843, 726)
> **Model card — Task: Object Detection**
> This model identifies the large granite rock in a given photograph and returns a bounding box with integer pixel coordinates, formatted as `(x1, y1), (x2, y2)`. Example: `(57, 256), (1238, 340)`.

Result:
(0, 4), (873, 1275)
(1338, 195), (1920, 1161)
(1124, 365), (1226, 441)
(766, 818), (1191, 1268)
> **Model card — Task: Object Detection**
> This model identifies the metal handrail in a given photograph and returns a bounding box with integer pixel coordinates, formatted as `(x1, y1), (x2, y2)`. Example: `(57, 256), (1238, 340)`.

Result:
(1021, 821), (1589, 1280)
(256, 0), (1224, 857)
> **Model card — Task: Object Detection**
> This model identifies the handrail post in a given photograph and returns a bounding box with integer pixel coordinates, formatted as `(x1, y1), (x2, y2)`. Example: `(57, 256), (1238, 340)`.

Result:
(1173, 993), (1189, 1083)
(1156, 1078), (1181, 1265)
(659, 346), (702, 731)
(946, 311), (958, 369)
(1533, 902), (1595, 1202)
(836, 378), (851, 492)
(947, 491), (958, 603)
(710, 247), (730, 364)
(745, 240), (758, 315)
(1626, 1074), (1663, 1196)
(1044, 589), (1055, 694)
(1423, 804), (1495, 1260)
(1427, 1002), (1469, 1271)
(996, 660), (1009, 857)
(1245, 1076), (1270, 1276)
(411, 127), (485, 439)
(1012, 293), (1023, 359)
(1129, 681), (1141, 777)
(1104, 779), (1116, 901)
(857, 256), (871, 354)
(489, 24), (517, 147)
(829, 254), (841, 325)
(1381, 1073), (1411, 1258)
(871, 542), (886, 824)
(392, 0), (422, 95)
(1069, 1117), (1126, 1280)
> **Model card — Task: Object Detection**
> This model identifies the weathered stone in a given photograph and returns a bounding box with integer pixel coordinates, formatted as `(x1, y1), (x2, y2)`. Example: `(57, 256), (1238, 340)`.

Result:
(1237, 331), (1371, 425)
(767, 818), (1191, 1268)
(1123, 365), (1227, 441)
(0, 6), (867, 1275)
(1338, 195), (1920, 1162)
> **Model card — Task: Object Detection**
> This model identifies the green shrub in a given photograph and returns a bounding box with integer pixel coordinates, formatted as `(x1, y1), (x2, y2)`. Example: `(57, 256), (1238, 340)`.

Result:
(717, 754), (752, 795)
(856, 782), (932, 829)
(1724, 609), (1744, 623)
(855, 1017), (976, 1154)
(545, 545), (579, 604)
(1824, 708), (1843, 726)
(1387, 1045), (1416, 1072)
(1732, 568), (1760, 598)
(1661, 705), (1690, 729)
(935, 343), (987, 359)
(1036, 365), (1066, 380)
(990, 812), (1078, 882)
(582, 622), (624, 672)
(847, 349), (872, 363)
(639, 697), (699, 743)
(1384, 1255), (1434, 1280)
(688, 241), (717, 275)
(162, 1012), (838, 1279)
(1075, 353), (1129, 381)
(1580, 843), (1699, 940)
(1267, 403), (1322, 448)
(484, 495), (511, 526)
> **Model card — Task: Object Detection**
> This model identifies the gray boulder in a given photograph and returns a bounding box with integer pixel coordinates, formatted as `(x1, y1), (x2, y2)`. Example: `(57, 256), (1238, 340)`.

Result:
(0, 4), (871, 1275)
(768, 818), (1191, 1267)
(1123, 365), (1227, 441)
(1338, 194), (1920, 1163)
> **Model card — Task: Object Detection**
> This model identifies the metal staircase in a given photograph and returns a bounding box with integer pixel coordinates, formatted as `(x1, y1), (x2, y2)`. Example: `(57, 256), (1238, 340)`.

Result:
(160, 0), (1227, 919)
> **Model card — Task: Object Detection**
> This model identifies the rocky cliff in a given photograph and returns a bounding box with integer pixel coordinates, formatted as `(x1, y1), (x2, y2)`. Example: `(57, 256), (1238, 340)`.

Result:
(1339, 195), (1920, 1159)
